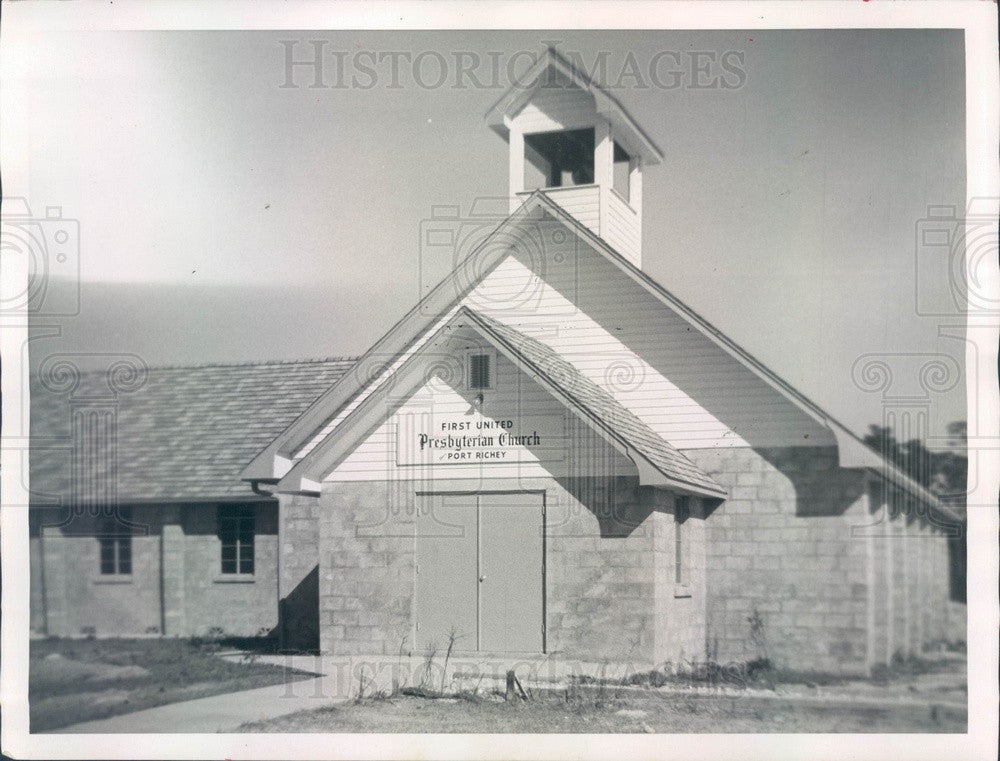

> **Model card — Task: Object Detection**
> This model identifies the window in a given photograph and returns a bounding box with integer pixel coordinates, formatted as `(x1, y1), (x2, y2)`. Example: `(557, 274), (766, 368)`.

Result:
(98, 508), (132, 576)
(469, 353), (492, 390)
(612, 142), (631, 202)
(674, 496), (690, 587)
(523, 128), (595, 190)
(219, 505), (255, 575)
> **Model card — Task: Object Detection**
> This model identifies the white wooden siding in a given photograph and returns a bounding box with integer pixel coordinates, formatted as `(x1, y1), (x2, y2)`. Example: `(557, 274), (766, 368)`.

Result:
(512, 86), (596, 133)
(518, 185), (601, 237)
(604, 190), (641, 265)
(294, 232), (588, 460)
(463, 239), (835, 450)
(300, 223), (834, 468)
(325, 348), (634, 482)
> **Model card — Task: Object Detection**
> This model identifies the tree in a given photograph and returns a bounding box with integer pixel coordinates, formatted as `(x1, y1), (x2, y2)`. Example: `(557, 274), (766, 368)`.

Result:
(862, 421), (967, 501)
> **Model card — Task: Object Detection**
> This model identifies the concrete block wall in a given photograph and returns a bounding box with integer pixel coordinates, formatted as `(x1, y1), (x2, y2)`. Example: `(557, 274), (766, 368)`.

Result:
(545, 476), (657, 661)
(651, 495), (707, 666)
(34, 505), (163, 636)
(29, 513), (47, 633)
(317, 480), (416, 657)
(685, 445), (957, 675)
(316, 476), (681, 664)
(683, 446), (872, 675)
(30, 502), (279, 639)
(867, 488), (959, 664)
(278, 494), (323, 650)
(180, 502), (279, 637)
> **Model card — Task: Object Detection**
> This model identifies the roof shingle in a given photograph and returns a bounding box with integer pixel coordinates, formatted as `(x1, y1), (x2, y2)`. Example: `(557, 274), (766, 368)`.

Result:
(30, 358), (357, 503)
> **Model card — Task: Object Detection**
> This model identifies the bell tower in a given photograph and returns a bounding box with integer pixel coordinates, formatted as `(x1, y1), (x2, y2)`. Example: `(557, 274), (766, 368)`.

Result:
(486, 48), (663, 269)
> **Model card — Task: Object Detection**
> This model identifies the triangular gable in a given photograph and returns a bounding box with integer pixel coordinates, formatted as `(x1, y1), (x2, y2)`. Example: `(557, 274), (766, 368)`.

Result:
(274, 306), (726, 499)
(244, 191), (953, 521)
(484, 47), (663, 165)
(239, 197), (555, 483)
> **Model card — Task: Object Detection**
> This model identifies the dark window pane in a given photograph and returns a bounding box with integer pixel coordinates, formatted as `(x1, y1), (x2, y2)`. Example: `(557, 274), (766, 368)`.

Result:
(237, 521), (254, 543)
(674, 526), (683, 584)
(118, 541), (132, 575)
(613, 142), (630, 202)
(221, 557), (237, 574)
(99, 538), (116, 575)
(239, 557), (254, 575)
(523, 128), (595, 189)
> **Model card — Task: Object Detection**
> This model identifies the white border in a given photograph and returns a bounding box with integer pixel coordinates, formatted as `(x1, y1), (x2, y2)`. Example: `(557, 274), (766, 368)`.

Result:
(2, 2), (997, 760)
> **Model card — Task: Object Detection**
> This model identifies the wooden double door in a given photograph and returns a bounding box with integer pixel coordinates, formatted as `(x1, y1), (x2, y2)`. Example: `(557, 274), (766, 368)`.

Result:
(414, 492), (544, 653)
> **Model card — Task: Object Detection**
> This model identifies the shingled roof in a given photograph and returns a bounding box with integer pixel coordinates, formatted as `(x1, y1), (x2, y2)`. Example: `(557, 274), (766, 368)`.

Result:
(30, 358), (357, 504)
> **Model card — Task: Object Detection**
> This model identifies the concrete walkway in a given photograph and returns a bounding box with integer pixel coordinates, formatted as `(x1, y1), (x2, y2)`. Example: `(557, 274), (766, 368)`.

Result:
(51, 676), (344, 734)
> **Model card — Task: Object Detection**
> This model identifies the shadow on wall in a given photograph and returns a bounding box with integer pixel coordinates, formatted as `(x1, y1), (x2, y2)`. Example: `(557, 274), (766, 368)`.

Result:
(552, 476), (724, 538)
(506, 232), (844, 453)
(279, 565), (320, 654)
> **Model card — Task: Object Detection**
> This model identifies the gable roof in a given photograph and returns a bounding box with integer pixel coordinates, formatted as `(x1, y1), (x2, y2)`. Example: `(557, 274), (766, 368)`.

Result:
(274, 307), (726, 499)
(485, 47), (664, 165)
(30, 357), (356, 504)
(244, 190), (956, 522)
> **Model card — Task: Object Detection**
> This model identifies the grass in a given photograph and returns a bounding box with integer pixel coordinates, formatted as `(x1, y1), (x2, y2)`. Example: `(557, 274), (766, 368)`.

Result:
(236, 686), (967, 734)
(30, 636), (318, 732)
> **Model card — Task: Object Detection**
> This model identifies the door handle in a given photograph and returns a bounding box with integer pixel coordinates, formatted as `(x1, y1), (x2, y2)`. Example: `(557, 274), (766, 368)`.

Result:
(479, 575), (486, 582)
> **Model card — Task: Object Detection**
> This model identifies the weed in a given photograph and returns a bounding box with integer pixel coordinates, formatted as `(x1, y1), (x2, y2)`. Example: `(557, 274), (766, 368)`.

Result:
(419, 642), (438, 690)
(440, 628), (458, 694)
(392, 634), (409, 696)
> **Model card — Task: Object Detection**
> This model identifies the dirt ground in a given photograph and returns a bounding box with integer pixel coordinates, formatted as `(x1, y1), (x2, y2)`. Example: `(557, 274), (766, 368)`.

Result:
(30, 637), (316, 732)
(237, 654), (968, 734)
(236, 686), (966, 734)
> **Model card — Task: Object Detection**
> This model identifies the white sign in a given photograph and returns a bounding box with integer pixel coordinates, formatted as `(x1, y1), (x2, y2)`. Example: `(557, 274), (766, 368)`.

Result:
(396, 412), (553, 465)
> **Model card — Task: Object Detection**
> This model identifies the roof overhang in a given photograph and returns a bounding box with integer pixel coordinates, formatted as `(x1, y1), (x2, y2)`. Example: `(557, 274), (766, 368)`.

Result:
(485, 47), (664, 165)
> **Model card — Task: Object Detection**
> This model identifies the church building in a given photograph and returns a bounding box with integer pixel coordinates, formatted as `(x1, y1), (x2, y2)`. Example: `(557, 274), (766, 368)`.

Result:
(30, 48), (963, 676)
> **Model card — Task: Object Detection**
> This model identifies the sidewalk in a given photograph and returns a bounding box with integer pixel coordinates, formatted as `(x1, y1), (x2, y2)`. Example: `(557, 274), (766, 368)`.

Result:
(51, 676), (344, 734)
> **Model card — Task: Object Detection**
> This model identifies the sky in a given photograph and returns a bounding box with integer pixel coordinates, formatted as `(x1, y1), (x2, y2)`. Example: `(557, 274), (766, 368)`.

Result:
(9, 28), (967, 442)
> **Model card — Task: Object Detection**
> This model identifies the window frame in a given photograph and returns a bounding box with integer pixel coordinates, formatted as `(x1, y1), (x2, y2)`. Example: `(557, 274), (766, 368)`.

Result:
(97, 507), (133, 577)
(219, 504), (256, 576)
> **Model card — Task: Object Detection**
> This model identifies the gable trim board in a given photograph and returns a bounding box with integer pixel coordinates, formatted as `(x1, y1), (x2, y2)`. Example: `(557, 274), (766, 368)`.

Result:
(242, 191), (952, 522)
(274, 306), (726, 499)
